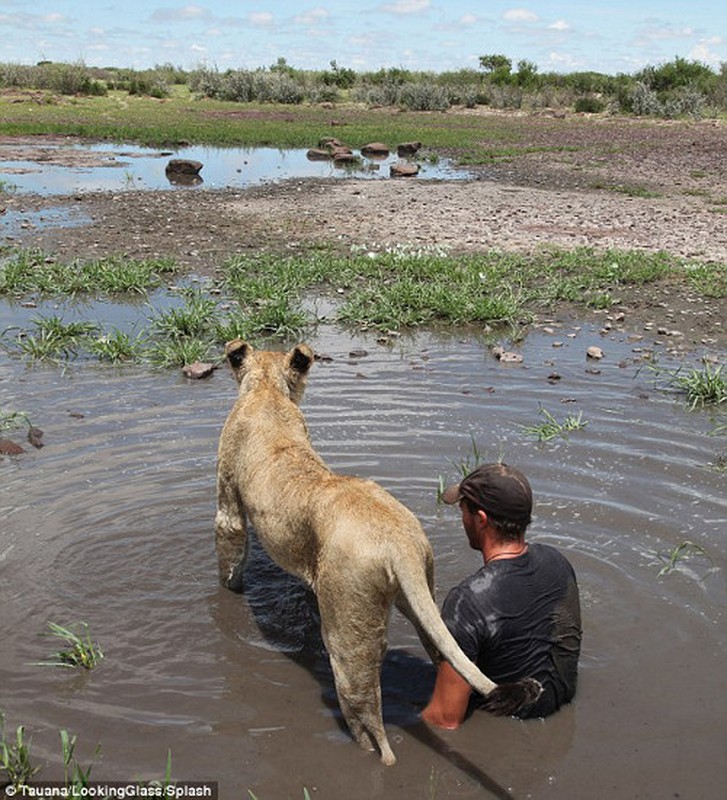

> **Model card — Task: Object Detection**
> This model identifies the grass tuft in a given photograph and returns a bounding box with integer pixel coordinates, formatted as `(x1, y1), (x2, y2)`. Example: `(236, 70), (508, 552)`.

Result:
(657, 540), (713, 576)
(520, 407), (588, 441)
(36, 621), (104, 670)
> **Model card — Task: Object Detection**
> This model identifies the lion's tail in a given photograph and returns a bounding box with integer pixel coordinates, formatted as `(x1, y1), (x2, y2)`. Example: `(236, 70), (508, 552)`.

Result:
(393, 551), (542, 717)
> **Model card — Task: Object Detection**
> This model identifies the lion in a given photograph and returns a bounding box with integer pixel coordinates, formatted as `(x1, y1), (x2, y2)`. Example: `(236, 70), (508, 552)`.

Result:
(215, 340), (541, 765)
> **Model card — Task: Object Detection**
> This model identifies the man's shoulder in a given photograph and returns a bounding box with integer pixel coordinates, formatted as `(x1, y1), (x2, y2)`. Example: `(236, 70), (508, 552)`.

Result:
(529, 542), (577, 577)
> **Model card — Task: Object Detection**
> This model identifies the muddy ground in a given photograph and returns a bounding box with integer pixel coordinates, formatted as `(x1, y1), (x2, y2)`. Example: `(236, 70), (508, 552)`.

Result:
(2, 113), (725, 348)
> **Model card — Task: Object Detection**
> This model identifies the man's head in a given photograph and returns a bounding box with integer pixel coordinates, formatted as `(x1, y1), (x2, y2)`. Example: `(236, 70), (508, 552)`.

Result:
(442, 462), (532, 540)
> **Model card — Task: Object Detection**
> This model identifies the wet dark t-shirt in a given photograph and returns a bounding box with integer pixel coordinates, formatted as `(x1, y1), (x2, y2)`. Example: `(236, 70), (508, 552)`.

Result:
(441, 542), (581, 718)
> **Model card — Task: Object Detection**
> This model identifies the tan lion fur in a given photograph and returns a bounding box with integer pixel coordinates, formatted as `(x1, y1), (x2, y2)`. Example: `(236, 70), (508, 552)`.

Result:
(215, 341), (541, 765)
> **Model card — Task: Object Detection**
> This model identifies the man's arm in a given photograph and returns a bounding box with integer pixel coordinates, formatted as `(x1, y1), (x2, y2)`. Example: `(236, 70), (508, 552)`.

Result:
(421, 662), (472, 729)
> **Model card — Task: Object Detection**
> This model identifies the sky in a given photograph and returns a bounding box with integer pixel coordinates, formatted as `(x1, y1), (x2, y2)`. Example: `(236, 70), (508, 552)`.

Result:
(0, 1), (724, 76)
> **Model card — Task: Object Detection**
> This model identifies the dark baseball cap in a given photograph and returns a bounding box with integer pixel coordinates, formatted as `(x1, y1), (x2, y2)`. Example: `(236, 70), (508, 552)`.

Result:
(442, 463), (533, 523)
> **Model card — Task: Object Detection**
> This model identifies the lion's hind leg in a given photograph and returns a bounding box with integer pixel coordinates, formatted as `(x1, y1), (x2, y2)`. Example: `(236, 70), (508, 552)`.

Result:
(318, 592), (397, 766)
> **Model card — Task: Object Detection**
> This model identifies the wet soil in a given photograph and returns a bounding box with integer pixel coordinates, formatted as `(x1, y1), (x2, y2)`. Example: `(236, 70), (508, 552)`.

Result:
(2, 114), (725, 347)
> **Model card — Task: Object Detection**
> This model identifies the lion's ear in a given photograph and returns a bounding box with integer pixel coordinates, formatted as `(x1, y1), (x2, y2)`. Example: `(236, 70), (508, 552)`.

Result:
(289, 344), (314, 375)
(225, 340), (251, 377)
(286, 344), (314, 403)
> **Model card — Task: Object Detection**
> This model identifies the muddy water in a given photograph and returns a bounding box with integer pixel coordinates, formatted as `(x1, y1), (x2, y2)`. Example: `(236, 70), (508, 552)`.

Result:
(0, 142), (468, 195)
(0, 317), (724, 799)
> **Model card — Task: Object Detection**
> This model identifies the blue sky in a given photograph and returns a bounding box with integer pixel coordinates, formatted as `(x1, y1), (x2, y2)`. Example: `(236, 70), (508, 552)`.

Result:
(1, 1), (724, 75)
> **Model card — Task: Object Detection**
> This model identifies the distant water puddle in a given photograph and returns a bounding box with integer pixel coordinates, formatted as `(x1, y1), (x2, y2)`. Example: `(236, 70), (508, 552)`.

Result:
(0, 140), (471, 196)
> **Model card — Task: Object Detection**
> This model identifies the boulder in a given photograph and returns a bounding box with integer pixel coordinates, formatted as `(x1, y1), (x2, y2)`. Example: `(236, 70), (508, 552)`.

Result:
(397, 141), (422, 156)
(390, 162), (419, 178)
(0, 438), (25, 455)
(165, 159), (203, 175)
(182, 361), (216, 380)
(361, 142), (390, 157)
(306, 148), (332, 161)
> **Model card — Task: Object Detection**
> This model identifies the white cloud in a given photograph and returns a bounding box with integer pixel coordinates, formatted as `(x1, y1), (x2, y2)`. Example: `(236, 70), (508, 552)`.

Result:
(459, 14), (478, 26)
(503, 9), (538, 23)
(150, 5), (212, 23)
(548, 20), (570, 32)
(689, 37), (724, 66)
(547, 51), (581, 68)
(293, 8), (331, 26)
(379, 0), (432, 16)
(248, 12), (275, 28)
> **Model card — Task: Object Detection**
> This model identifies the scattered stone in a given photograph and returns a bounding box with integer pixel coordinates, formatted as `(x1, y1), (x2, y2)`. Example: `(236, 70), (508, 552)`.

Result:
(548, 372), (562, 383)
(397, 141), (422, 156)
(361, 142), (390, 157)
(319, 137), (345, 149)
(27, 427), (44, 448)
(0, 438), (25, 455)
(182, 361), (215, 380)
(587, 346), (604, 359)
(493, 346), (523, 363)
(68, 411), (85, 419)
(306, 148), (331, 161)
(349, 349), (369, 358)
(390, 162), (419, 178)
(332, 151), (360, 165)
(165, 159), (203, 175)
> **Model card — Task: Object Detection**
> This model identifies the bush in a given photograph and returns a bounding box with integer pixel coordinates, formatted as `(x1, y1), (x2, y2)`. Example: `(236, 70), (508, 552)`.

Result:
(574, 96), (606, 113)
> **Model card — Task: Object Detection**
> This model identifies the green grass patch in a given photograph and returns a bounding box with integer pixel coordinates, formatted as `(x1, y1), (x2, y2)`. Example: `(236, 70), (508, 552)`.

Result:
(0, 249), (180, 297)
(0, 712), (40, 789)
(649, 360), (726, 410)
(520, 407), (588, 441)
(683, 261), (726, 298)
(35, 621), (104, 670)
(0, 245), (723, 368)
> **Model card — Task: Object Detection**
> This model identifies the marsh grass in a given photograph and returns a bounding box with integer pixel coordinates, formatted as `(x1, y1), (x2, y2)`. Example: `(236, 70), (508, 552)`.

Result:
(36, 622), (104, 670)
(60, 729), (100, 790)
(0, 245), (722, 368)
(684, 262), (726, 298)
(0, 249), (179, 297)
(656, 540), (713, 576)
(0, 410), (32, 432)
(14, 316), (99, 361)
(0, 712), (40, 789)
(144, 337), (216, 368)
(649, 360), (726, 409)
(87, 329), (145, 362)
(149, 289), (219, 340)
(520, 407), (588, 441)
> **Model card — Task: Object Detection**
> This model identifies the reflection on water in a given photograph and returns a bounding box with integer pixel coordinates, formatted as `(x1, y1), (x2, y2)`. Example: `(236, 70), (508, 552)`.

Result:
(0, 141), (470, 195)
(0, 314), (724, 798)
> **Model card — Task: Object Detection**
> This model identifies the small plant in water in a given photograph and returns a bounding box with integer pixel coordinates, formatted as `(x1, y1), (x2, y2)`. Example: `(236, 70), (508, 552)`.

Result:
(0, 410), (32, 433)
(657, 540), (713, 577)
(14, 316), (99, 361)
(648, 360), (726, 410)
(0, 712), (40, 789)
(88, 329), (145, 362)
(520, 407), (587, 441)
(60, 729), (100, 790)
(36, 621), (104, 669)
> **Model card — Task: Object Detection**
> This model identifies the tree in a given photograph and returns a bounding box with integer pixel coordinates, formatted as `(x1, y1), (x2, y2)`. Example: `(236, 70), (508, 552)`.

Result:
(478, 54), (512, 85)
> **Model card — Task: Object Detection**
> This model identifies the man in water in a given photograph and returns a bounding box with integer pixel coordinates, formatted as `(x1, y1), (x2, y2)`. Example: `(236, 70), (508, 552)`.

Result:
(423, 463), (582, 727)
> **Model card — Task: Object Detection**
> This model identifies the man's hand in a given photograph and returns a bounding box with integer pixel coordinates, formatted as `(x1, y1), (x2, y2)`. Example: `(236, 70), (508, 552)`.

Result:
(421, 662), (472, 729)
